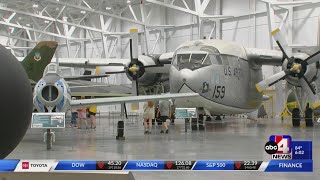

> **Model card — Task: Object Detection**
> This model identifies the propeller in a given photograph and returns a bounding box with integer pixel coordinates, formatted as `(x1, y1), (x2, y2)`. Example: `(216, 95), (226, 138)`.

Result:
(256, 28), (319, 95)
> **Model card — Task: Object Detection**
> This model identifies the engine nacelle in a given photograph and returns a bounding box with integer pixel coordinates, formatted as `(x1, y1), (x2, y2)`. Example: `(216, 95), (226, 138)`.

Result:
(33, 65), (71, 112)
(126, 55), (162, 86)
(284, 53), (318, 87)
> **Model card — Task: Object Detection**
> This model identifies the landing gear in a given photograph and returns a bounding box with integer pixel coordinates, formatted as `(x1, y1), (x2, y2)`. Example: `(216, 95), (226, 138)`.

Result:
(291, 105), (314, 127)
(206, 116), (211, 121)
(305, 107), (313, 127)
(215, 115), (222, 121)
(292, 108), (300, 127)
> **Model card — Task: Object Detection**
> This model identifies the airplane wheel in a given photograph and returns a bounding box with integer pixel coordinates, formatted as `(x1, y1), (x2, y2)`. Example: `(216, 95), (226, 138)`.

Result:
(292, 108), (300, 127)
(305, 108), (313, 127)
(206, 116), (211, 121)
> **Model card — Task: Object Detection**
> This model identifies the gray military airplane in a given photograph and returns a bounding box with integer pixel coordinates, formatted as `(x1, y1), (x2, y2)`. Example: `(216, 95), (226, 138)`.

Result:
(170, 29), (320, 126)
(33, 63), (198, 112)
(57, 28), (320, 126)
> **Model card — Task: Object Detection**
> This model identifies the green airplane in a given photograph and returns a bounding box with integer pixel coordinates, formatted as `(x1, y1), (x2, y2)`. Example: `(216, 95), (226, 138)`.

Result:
(18, 41), (131, 97)
(19, 41), (58, 85)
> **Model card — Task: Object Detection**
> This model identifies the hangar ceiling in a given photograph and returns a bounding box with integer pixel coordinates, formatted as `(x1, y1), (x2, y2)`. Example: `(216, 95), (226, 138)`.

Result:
(0, 0), (320, 58)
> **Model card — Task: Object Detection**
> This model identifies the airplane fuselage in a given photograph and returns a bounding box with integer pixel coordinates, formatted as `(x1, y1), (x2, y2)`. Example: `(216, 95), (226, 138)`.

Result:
(170, 40), (266, 114)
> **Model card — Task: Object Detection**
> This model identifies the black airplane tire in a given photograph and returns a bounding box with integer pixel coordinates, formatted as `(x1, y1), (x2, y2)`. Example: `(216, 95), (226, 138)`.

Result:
(305, 108), (313, 127)
(292, 108), (300, 127)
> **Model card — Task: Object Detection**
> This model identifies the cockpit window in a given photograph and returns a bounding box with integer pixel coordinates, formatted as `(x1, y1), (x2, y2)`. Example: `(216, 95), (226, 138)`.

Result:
(177, 54), (190, 64)
(202, 56), (210, 66)
(172, 45), (221, 70)
(173, 53), (211, 70)
(49, 64), (56, 71)
(190, 54), (206, 64)
(43, 63), (60, 76)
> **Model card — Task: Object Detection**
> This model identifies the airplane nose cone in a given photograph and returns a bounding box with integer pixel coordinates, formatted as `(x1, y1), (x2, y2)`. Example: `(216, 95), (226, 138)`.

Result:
(170, 68), (196, 93)
(180, 69), (193, 83)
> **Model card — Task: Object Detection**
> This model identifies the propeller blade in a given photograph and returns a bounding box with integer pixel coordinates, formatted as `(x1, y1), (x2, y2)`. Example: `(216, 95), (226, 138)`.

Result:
(131, 79), (139, 96)
(144, 65), (164, 68)
(129, 40), (139, 96)
(130, 29), (139, 65)
(104, 63), (126, 67)
(301, 75), (316, 95)
(303, 51), (320, 65)
(271, 28), (292, 59)
(129, 29), (140, 96)
(129, 39), (136, 64)
(256, 71), (288, 92)
(300, 76), (320, 109)
(104, 71), (126, 74)
(124, 103), (128, 119)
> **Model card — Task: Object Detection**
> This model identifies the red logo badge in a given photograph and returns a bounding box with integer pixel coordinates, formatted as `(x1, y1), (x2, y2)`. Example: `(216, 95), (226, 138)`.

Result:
(22, 162), (29, 169)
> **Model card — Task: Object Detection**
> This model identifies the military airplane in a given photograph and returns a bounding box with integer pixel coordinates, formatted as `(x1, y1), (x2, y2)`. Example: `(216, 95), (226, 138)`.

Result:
(32, 30), (199, 113)
(170, 29), (320, 126)
(19, 41), (57, 85)
(56, 28), (320, 127)
(17, 41), (132, 98)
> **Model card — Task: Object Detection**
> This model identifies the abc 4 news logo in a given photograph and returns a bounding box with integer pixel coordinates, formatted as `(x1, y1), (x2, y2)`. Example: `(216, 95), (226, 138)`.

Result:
(264, 135), (292, 159)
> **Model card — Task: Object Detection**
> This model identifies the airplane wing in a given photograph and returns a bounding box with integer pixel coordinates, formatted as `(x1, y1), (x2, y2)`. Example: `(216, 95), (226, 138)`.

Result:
(58, 58), (129, 68)
(70, 93), (199, 107)
(245, 48), (283, 66)
(66, 79), (131, 97)
(69, 81), (131, 98)
(63, 71), (125, 80)
(70, 92), (131, 98)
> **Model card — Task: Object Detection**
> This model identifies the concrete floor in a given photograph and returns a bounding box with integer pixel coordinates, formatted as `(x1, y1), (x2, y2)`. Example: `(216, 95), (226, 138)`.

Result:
(6, 115), (320, 179)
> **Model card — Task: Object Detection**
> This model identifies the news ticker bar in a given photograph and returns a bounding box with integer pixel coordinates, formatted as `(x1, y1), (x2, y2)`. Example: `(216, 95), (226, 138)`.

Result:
(0, 160), (313, 172)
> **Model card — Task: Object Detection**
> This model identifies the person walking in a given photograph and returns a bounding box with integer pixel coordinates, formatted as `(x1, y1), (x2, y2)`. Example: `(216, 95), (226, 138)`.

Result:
(157, 99), (171, 134)
(77, 96), (88, 129)
(70, 97), (78, 127)
(88, 96), (97, 130)
(143, 101), (155, 134)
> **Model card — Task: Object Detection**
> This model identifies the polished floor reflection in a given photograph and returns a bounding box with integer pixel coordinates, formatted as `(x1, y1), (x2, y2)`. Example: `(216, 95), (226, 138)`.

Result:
(7, 115), (320, 179)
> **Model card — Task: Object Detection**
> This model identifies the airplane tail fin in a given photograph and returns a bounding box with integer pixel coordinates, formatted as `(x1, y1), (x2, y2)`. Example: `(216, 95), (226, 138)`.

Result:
(21, 41), (58, 82)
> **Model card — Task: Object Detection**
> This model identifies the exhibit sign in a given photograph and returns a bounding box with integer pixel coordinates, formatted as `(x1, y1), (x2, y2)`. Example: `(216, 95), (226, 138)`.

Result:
(31, 112), (65, 128)
(175, 108), (197, 118)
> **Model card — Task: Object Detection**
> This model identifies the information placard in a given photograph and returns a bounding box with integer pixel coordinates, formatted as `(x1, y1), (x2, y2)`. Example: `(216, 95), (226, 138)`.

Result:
(31, 112), (65, 128)
(175, 108), (197, 118)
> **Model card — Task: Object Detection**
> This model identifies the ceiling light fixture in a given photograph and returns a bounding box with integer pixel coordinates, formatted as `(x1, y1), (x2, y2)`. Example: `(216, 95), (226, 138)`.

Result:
(106, 7), (111, 10)
(32, 4), (38, 8)
(127, 0), (131, 3)
(80, 10), (86, 14)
